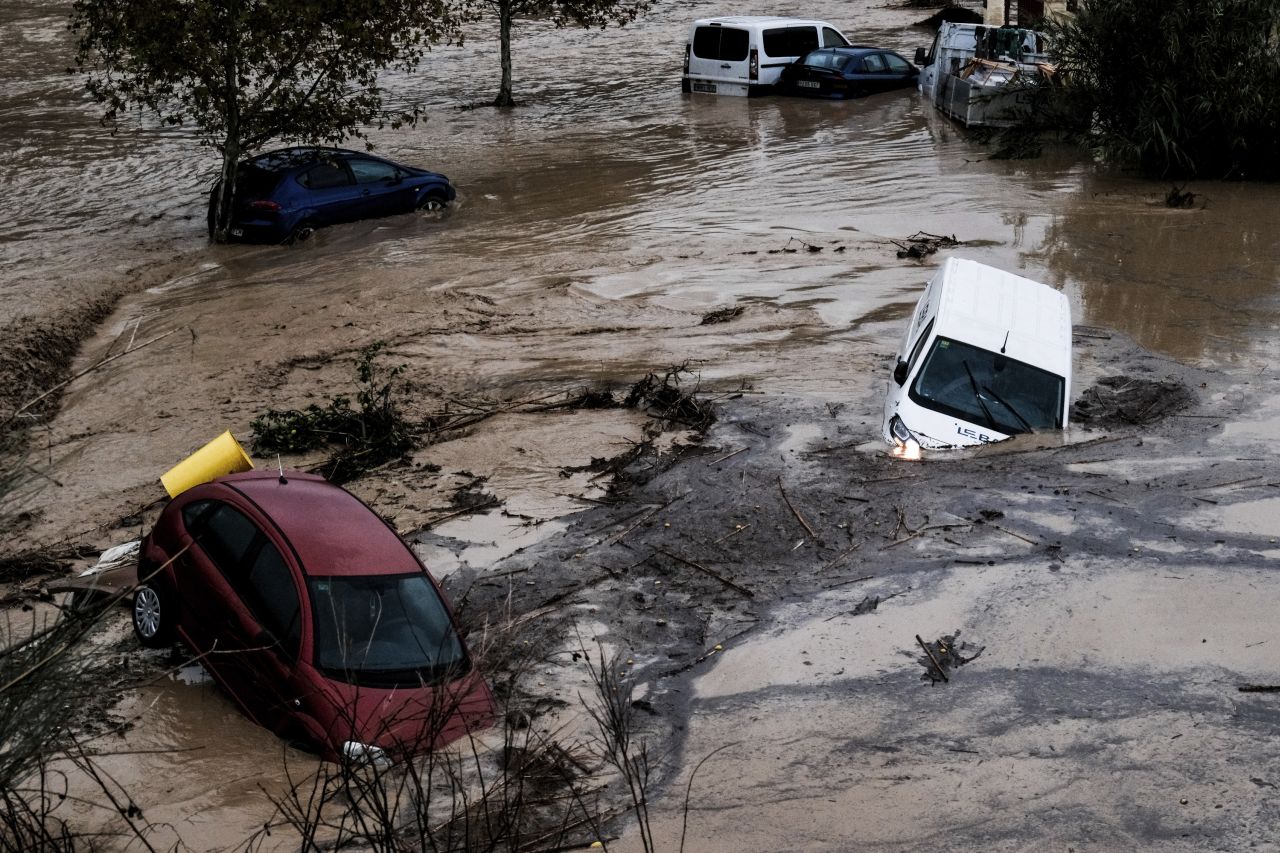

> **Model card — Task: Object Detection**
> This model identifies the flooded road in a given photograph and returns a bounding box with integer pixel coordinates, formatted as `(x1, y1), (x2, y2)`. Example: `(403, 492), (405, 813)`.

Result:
(4, 0), (1280, 849)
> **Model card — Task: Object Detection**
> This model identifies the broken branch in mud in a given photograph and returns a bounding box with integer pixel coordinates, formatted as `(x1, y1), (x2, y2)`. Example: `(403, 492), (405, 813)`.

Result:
(916, 634), (949, 683)
(708, 446), (748, 465)
(778, 476), (817, 539)
(820, 540), (865, 571)
(4, 326), (185, 425)
(822, 574), (874, 590)
(1238, 685), (1280, 693)
(656, 549), (755, 598)
(712, 523), (751, 545)
(607, 491), (692, 545)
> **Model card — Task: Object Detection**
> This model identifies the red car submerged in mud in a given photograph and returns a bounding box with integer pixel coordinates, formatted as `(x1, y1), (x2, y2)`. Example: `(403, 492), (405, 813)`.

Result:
(132, 470), (492, 762)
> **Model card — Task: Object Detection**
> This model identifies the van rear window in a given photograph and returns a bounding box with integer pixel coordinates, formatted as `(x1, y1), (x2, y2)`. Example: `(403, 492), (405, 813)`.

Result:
(692, 26), (749, 62)
(762, 26), (820, 58)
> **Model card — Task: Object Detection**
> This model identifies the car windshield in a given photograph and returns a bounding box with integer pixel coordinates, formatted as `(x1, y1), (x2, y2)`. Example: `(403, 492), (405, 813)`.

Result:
(909, 336), (1064, 435)
(309, 573), (467, 687)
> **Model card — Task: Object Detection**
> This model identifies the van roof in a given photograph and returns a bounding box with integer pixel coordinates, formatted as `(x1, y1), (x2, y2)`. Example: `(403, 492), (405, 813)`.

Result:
(932, 257), (1071, 378)
(692, 16), (834, 28)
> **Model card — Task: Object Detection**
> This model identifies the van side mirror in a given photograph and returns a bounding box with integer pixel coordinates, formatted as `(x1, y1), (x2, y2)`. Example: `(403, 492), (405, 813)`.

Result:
(914, 47), (929, 66)
(893, 359), (910, 386)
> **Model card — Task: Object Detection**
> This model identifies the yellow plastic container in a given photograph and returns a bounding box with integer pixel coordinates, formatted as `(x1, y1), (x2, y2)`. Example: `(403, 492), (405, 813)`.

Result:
(160, 430), (254, 498)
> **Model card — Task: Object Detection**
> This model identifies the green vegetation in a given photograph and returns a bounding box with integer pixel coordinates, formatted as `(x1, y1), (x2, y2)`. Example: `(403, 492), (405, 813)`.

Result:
(1038, 0), (1280, 179)
(251, 342), (415, 483)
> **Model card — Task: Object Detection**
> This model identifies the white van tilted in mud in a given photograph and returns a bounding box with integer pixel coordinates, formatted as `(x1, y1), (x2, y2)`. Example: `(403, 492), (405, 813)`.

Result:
(882, 257), (1071, 455)
(682, 17), (851, 97)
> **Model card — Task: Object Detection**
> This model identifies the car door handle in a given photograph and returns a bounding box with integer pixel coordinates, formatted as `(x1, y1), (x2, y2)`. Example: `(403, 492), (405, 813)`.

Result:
(720, 63), (731, 69)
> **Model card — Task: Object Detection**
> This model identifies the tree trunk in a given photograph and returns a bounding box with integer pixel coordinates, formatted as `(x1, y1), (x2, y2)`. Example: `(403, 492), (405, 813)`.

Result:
(495, 0), (515, 107)
(212, 0), (242, 243)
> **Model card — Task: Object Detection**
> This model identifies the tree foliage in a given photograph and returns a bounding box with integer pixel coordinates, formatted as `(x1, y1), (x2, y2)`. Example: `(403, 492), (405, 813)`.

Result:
(1041, 0), (1280, 179)
(71, 0), (458, 241)
(474, 0), (651, 106)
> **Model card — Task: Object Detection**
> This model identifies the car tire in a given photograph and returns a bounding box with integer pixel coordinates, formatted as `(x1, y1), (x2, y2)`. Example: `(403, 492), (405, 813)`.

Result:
(286, 221), (317, 244)
(132, 580), (174, 648)
(417, 191), (448, 213)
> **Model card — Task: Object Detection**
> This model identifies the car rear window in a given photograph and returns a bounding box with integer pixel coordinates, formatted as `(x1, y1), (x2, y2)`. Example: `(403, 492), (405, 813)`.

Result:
(885, 53), (912, 73)
(692, 26), (749, 62)
(804, 51), (844, 70)
(299, 161), (351, 190)
(762, 26), (819, 58)
(234, 166), (280, 198)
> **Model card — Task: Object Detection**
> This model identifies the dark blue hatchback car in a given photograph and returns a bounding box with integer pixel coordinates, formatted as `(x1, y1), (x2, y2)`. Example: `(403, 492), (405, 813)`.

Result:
(209, 147), (456, 244)
(777, 47), (918, 99)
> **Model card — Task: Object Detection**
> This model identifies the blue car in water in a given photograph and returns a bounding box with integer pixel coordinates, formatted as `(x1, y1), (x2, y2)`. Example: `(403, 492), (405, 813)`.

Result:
(208, 147), (456, 244)
(777, 47), (919, 99)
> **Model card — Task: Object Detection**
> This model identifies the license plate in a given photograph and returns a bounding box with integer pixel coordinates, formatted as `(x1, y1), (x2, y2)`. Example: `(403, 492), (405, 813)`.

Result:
(798, 80), (820, 89)
(692, 81), (716, 93)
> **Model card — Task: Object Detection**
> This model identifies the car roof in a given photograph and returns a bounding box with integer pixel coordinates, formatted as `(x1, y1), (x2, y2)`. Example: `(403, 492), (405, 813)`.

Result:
(215, 470), (421, 577)
(807, 47), (888, 58)
(246, 147), (371, 172)
(932, 257), (1072, 378)
(693, 16), (834, 27)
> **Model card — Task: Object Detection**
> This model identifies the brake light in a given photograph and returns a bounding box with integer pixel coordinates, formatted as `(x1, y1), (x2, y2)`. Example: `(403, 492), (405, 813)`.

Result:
(749, 48), (759, 80)
(683, 44), (690, 74)
(248, 199), (281, 213)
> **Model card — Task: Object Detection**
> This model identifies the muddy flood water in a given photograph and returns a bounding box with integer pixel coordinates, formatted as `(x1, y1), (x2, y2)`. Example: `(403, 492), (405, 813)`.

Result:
(5, 0), (1280, 849)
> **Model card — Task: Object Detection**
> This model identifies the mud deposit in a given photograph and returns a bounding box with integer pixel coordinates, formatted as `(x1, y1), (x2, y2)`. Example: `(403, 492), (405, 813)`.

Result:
(5, 0), (1280, 849)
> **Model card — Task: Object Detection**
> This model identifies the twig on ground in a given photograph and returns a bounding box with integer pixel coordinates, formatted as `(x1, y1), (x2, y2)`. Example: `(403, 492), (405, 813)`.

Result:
(655, 549), (755, 598)
(778, 476), (817, 539)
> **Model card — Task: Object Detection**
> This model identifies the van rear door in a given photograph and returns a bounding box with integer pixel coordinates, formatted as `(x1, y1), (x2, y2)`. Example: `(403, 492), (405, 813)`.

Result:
(687, 24), (751, 95)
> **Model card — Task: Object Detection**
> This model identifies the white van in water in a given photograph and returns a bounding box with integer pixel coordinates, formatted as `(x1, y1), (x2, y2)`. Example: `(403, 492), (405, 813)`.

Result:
(882, 257), (1071, 455)
(682, 17), (852, 97)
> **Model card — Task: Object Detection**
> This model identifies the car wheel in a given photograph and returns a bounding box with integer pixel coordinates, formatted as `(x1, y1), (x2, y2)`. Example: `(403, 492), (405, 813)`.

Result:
(286, 221), (317, 244)
(417, 192), (448, 213)
(132, 581), (174, 648)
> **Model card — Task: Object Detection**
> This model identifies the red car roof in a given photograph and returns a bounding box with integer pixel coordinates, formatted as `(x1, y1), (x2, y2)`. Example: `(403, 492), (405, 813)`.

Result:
(216, 471), (420, 577)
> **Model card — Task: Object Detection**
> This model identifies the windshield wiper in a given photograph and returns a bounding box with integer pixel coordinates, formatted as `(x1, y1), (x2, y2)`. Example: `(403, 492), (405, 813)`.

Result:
(962, 361), (998, 429)
(982, 384), (1034, 433)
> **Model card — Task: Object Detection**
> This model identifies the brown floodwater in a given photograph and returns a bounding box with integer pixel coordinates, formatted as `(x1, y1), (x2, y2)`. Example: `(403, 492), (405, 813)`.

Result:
(5, 0), (1280, 848)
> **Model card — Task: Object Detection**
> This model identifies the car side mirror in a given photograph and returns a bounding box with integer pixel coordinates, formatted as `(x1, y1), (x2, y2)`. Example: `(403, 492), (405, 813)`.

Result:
(914, 47), (929, 66)
(893, 359), (910, 386)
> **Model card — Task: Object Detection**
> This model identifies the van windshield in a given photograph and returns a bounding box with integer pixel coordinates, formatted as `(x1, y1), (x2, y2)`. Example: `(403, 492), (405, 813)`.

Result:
(909, 337), (1064, 434)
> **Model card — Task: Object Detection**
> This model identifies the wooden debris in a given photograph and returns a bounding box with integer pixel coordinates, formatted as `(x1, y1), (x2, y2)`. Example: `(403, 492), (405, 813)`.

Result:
(656, 549), (755, 598)
(916, 634), (949, 683)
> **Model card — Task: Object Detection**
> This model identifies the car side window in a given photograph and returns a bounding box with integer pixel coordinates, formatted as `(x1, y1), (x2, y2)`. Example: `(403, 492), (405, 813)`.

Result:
(884, 53), (912, 73)
(199, 504), (260, 570)
(181, 500), (214, 534)
(863, 54), (887, 73)
(763, 26), (818, 58)
(822, 27), (847, 48)
(907, 319), (936, 371)
(299, 161), (351, 190)
(348, 158), (399, 184)
(246, 541), (302, 660)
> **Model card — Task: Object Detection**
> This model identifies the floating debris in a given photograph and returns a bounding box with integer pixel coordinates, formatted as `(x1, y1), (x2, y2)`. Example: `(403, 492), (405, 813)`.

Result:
(893, 231), (962, 260)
